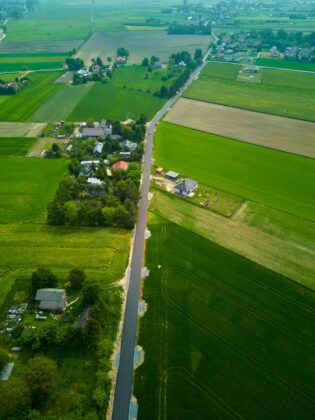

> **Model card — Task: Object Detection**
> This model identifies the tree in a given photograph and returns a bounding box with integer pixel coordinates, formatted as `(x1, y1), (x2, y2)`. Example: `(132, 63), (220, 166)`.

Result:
(136, 114), (147, 125)
(65, 58), (84, 71)
(68, 158), (81, 176)
(86, 118), (95, 128)
(68, 268), (86, 289)
(117, 47), (129, 57)
(64, 201), (78, 225)
(83, 280), (101, 305)
(47, 199), (65, 225)
(194, 48), (203, 60)
(121, 126), (133, 139)
(96, 56), (103, 66)
(0, 377), (31, 418)
(142, 57), (149, 66)
(107, 56), (112, 64)
(31, 268), (58, 296)
(0, 349), (9, 372)
(27, 355), (58, 397)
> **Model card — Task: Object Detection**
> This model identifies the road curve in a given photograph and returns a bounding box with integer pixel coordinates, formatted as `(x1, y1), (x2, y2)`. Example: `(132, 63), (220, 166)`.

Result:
(111, 55), (209, 420)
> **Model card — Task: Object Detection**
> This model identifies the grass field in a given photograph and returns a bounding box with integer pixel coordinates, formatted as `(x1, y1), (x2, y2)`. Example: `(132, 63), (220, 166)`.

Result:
(0, 157), (67, 222)
(0, 122), (45, 137)
(256, 58), (315, 72)
(124, 25), (167, 31)
(0, 71), (64, 122)
(135, 214), (315, 419)
(0, 53), (67, 72)
(184, 62), (315, 121)
(155, 123), (315, 221)
(164, 98), (315, 158)
(0, 137), (37, 156)
(68, 82), (166, 122)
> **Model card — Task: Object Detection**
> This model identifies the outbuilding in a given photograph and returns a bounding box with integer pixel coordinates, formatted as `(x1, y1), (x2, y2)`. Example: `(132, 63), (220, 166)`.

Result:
(165, 170), (180, 181)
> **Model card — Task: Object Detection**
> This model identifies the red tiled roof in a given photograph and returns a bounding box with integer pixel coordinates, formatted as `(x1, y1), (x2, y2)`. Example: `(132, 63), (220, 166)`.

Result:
(112, 161), (128, 171)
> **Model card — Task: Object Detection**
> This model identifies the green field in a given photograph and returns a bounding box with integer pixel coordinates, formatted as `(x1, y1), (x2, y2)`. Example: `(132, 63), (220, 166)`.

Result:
(0, 157), (67, 222)
(184, 62), (315, 121)
(124, 25), (167, 31)
(0, 71), (64, 122)
(0, 137), (37, 156)
(68, 82), (166, 122)
(256, 58), (315, 72)
(0, 53), (67, 72)
(135, 214), (315, 419)
(155, 123), (315, 221)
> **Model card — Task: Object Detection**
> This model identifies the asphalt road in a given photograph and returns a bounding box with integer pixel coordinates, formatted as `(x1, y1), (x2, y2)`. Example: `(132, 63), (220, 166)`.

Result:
(111, 56), (209, 420)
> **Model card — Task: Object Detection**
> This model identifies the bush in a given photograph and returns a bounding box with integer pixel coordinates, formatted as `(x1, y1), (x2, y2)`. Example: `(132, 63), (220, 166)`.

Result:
(68, 268), (86, 289)
(27, 355), (58, 398)
(0, 377), (31, 418)
(31, 268), (58, 297)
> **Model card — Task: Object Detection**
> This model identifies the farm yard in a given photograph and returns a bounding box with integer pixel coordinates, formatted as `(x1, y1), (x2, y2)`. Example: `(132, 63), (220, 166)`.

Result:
(184, 62), (315, 122)
(0, 71), (64, 122)
(164, 99), (315, 158)
(155, 123), (315, 221)
(135, 213), (315, 419)
(0, 157), (67, 222)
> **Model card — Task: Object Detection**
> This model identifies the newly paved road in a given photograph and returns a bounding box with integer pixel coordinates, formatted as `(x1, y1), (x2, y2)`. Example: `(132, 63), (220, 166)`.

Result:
(111, 55), (209, 420)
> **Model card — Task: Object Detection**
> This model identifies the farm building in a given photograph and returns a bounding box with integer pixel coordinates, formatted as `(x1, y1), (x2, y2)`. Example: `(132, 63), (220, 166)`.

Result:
(243, 65), (259, 73)
(80, 160), (100, 176)
(35, 288), (67, 312)
(175, 178), (198, 197)
(166, 170), (180, 180)
(112, 161), (128, 171)
(93, 142), (104, 156)
(82, 127), (105, 139)
(156, 167), (164, 175)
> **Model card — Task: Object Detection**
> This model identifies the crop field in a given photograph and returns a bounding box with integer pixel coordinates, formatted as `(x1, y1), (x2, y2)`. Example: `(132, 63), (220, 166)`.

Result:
(124, 25), (167, 31)
(135, 214), (315, 419)
(0, 122), (45, 137)
(184, 62), (315, 122)
(0, 157), (67, 222)
(31, 83), (94, 122)
(164, 99), (315, 158)
(0, 53), (67, 72)
(78, 31), (210, 65)
(155, 123), (315, 221)
(148, 190), (315, 289)
(0, 71), (64, 122)
(0, 40), (83, 54)
(256, 58), (315, 72)
(0, 137), (36, 157)
(68, 82), (166, 122)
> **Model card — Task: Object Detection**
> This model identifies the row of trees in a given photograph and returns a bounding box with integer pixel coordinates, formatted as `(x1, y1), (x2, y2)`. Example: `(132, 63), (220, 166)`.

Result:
(168, 22), (211, 35)
(0, 76), (29, 95)
(248, 29), (315, 51)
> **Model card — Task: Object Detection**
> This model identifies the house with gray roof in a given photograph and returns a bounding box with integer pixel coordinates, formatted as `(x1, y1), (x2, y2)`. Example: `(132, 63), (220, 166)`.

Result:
(35, 289), (67, 312)
(175, 178), (198, 197)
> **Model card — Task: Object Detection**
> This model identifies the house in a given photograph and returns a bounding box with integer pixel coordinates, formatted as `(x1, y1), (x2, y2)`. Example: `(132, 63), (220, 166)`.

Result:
(82, 127), (105, 139)
(116, 56), (127, 65)
(165, 170), (180, 180)
(119, 151), (131, 159)
(77, 68), (91, 77)
(87, 177), (103, 185)
(175, 178), (198, 196)
(121, 118), (134, 126)
(35, 288), (67, 312)
(93, 142), (104, 156)
(112, 161), (128, 171)
(153, 61), (162, 69)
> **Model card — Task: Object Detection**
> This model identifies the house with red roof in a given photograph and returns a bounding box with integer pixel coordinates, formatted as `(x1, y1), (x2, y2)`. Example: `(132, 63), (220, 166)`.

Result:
(112, 161), (128, 171)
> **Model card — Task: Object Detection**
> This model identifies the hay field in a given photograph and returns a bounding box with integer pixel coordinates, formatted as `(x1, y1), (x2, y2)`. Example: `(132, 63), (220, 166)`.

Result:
(155, 123), (315, 221)
(184, 62), (315, 122)
(77, 31), (210, 64)
(135, 213), (315, 419)
(0, 53), (67, 72)
(164, 98), (315, 158)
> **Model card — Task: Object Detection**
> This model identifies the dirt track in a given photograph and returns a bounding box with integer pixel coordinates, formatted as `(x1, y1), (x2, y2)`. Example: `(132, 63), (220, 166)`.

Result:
(164, 98), (315, 158)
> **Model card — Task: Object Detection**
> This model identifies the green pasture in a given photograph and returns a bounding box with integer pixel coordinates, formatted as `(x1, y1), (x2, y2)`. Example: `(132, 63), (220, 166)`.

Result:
(155, 123), (315, 221)
(184, 62), (315, 121)
(0, 53), (67, 72)
(0, 72), (23, 81)
(0, 157), (67, 222)
(68, 82), (166, 122)
(256, 58), (315, 72)
(124, 25), (167, 31)
(135, 215), (315, 419)
(0, 71), (64, 122)
(0, 137), (36, 156)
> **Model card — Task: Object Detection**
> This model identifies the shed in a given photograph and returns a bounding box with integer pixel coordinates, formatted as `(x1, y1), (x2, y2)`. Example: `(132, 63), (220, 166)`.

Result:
(0, 363), (14, 381)
(35, 288), (67, 312)
(155, 167), (164, 175)
(119, 151), (131, 159)
(93, 142), (104, 156)
(165, 170), (180, 180)
(87, 177), (103, 185)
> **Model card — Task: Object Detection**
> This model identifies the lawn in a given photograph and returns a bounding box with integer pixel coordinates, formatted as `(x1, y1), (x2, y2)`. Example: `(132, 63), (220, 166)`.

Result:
(67, 82), (166, 122)
(134, 215), (315, 419)
(0, 71), (65, 122)
(184, 62), (315, 121)
(0, 137), (37, 157)
(0, 157), (67, 222)
(155, 123), (315, 221)
(0, 53), (68, 72)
